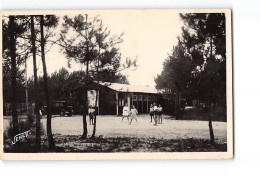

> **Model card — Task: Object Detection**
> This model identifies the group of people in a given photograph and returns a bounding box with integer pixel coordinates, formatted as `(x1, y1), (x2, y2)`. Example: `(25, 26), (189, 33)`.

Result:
(89, 102), (163, 126)
(121, 102), (163, 125)
(122, 104), (138, 125)
(149, 103), (163, 125)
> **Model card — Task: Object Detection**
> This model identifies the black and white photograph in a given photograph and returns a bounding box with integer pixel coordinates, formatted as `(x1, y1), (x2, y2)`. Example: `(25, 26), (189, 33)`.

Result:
(0, 9), (232, 160)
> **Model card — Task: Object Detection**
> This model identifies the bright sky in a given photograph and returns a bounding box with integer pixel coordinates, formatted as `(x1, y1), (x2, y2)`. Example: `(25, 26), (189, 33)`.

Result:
(26, 10), (184, 87)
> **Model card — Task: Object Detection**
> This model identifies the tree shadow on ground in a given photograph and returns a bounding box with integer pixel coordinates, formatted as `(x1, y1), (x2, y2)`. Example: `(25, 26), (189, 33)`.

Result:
(4, 134), (227, 153)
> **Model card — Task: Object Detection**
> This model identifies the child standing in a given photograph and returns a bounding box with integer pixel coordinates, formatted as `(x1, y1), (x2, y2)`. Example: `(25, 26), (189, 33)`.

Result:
(129, 105), (138, 125)
(149, 104), (154, 122)
(153, 102), (158, 125)
(122, 104), (129, 122)
(88, 106), (95, 125)
(157, 104), (163, 124)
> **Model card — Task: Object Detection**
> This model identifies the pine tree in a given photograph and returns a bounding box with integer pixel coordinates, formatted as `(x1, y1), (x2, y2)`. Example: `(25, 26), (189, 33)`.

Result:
(30, 15), (41, 151)
(59, 14), (136, 138)
(9, 16), (20, 152)
(180, 13), (226, 143)
(38, 15), (58, 150)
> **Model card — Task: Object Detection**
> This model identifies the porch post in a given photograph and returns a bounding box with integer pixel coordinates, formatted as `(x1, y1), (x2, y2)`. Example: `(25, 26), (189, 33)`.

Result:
(127, 95), (131, 112)
(147, 94), (149, 113)
(116, 91), (119, 116)
(97, 90), (100, 115)
(136, 93), (138, 111)
(131, 93), (133, 106)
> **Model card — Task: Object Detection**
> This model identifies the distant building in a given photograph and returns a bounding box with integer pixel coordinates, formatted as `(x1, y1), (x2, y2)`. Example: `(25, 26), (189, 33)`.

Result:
(3, 81), (182, 116)
(87, 82), (171, 115)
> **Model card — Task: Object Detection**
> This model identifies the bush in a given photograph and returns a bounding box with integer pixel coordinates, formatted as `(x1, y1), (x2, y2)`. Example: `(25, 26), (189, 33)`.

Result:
(4, 113), (45, 152)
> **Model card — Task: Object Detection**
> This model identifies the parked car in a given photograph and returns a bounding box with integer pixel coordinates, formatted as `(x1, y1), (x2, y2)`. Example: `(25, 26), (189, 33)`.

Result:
(42, 101), (73, 116)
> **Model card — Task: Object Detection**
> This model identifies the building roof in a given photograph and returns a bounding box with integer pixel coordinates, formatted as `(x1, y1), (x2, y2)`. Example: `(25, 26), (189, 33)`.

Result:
(99, 82), (158, 94)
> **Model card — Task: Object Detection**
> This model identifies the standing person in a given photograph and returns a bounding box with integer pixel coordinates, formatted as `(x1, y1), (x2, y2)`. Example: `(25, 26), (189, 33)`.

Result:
(89, 106), (95, 125)
(122, 104), (129, 122)
(129, 105), (138, 125)
(158, 104), (163, 124)
(149, 104), (154, 122)
(153, 102), (158, 125)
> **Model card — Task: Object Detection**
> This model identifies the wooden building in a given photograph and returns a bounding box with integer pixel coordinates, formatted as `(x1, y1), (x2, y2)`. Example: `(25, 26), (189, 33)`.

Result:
(88, 82), (169, 115)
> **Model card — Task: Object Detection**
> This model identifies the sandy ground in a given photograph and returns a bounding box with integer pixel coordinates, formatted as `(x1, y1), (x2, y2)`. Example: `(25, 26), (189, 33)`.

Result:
(47, 114), (227, 143)
(3, 114), (227, 144)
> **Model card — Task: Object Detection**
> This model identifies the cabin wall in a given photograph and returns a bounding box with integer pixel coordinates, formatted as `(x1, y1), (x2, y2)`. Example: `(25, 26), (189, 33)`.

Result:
(131, 93), (160, 114)
(98, 88), (117, 115)
(87, 83), (172, 115)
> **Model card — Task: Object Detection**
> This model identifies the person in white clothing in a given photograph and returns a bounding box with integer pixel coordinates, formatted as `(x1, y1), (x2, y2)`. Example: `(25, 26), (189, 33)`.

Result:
(129, 105), (138, 125)
(149, 104), (154, 122)
(153, 102), (158, 125)
(157, 104), (163, 124)
(122, 104), (129, 122)
(89, 106), (95, 125)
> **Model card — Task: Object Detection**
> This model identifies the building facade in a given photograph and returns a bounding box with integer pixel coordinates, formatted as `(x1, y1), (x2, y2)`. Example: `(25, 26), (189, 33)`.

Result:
(89, 82), (171, 115)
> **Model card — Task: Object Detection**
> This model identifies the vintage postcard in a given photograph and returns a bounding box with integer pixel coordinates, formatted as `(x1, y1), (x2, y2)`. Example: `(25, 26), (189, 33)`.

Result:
(0, 9), (233, 160)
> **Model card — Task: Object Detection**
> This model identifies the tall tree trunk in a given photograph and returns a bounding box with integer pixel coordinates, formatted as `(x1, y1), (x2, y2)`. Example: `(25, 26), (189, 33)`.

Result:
(81, 14), (89, 139)
(40, 15), (55, 150)
(31, 15), (41, 151)
(91, 81), (98, 138)
(91, 51), (100, 138)
(91, 97), (97, 138)
(9, 16), (20, 152)
(208, 35), (215, 143)
(208, 74), (215, 143)
(81, 60), (89, 139)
